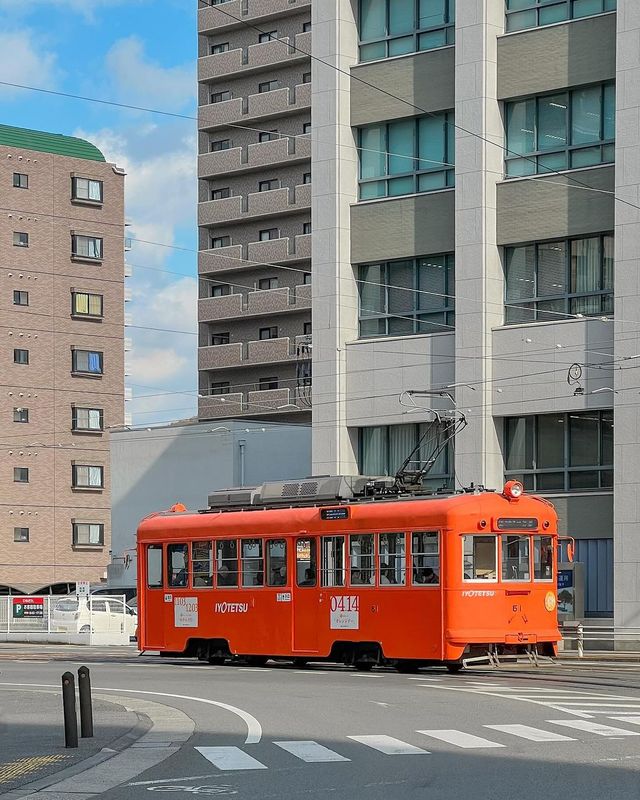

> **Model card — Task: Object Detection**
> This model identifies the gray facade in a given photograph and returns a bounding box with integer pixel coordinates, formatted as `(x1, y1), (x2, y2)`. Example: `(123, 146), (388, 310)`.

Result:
(197, 0), (312, 423)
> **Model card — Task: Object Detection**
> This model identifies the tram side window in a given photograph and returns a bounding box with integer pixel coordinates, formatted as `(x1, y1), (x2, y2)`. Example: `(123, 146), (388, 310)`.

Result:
(267, 539), (287, 586)
(146, 544), (163, 588)
(322, 535), (345, 586)
(502, 535), (530, 581)
(192, 541), (213, 587)
(297, 538), (317, 586)
(463, 535), (497, 581)
(349, 534), (373, 585)
(216, 539), (238, 587)
(242, 538), (264, 587)
(412, 532), (439, 585)
(167, 543), (189, 587)
(534, 535), (554, 581)
(379, 532), (406, 585)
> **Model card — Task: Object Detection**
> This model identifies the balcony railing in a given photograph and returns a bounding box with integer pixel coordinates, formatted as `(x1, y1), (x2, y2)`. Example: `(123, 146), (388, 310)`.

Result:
(199, 285), (311, 322)
(198, 136), (310, 179)
(198, 335), (311, 370)
(198, 82), (311, 131)
(199, 234), (311, 275)
(198, 183), (311, 226)
(198, 0), (311, 35)
(198, 31), (311, 82)
(199, 386), (309, 419)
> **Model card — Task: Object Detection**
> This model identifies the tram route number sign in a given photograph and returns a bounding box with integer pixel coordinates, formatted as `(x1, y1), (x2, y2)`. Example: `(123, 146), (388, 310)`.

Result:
(174, 596), (198, 628)
(12, 597), (44, 619)
(330, 595), (359, 630)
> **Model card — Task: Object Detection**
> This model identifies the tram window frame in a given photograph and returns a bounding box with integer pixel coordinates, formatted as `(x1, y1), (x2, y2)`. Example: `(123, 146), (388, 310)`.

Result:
(501, 535), (531, 582)
(533, 535), (554, 581)
(146, 544), (163, 588)
(321, 535), (345, 587)
(266, 539), (288, 586)
(216, 539), (238, 588)
(411, 531), (440, 585)
(462, 535), (498, 582)
(349, 533), (374, 585)
(242, 538), (264, 587)
(378, 532), (406, 586)
(192, 541), (213, 588)
(296, 538), (317, 586)
(167, 543), (189, 588)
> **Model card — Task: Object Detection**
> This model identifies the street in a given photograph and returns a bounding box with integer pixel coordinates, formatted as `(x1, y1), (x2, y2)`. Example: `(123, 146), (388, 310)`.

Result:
(1, 649), (640, 799)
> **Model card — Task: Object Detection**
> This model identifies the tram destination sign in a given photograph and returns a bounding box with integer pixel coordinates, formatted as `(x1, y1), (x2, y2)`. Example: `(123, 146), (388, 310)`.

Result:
(321, 507), (350, 521)
(496, 517), (538, 530)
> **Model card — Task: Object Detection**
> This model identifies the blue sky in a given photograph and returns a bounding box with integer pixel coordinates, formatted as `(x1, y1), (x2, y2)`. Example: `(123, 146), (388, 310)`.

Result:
(0, 0), (199, 424)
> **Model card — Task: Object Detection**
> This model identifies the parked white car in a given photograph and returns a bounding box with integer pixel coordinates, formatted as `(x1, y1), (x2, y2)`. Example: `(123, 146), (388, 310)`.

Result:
(52, 596), (137, 637)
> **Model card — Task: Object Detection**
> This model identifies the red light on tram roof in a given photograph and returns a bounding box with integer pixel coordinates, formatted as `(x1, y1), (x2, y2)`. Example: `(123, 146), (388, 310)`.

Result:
(169, 502), (187, 513)
(503, 480), (524, 500)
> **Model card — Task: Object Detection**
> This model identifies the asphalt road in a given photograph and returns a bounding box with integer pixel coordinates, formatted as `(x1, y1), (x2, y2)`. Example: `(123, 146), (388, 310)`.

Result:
(2, 648), (640, 799)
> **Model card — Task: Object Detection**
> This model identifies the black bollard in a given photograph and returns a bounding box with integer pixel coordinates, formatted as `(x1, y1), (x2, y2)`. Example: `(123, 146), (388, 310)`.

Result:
(77, 666), (94, 738)
(61, 672), (78, 748)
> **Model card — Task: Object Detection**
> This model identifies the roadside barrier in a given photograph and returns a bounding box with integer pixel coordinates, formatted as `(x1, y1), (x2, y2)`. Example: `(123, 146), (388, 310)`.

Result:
(61, 666), (94, 747)
(560, 622), (640, 656)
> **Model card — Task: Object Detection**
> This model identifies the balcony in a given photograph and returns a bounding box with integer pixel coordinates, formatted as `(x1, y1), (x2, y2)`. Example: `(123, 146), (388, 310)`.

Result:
(198, 31), (311, 82)
(198, 335), (311, 370)
(198, 392), (244, 419)
(199, 0), (311, 35)
(199, 387), (309, 419)
(199, 285), (311, 323)
(198, 82), (311, 131)
(198, 136), (311, 179)
(199, 234), (311, 275)
(198, 183), (311, 226)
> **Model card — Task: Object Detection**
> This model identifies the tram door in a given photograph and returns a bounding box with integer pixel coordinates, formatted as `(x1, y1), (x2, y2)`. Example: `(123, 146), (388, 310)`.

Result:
(143, 544), (165, 649)
(293, 537), (319, 653)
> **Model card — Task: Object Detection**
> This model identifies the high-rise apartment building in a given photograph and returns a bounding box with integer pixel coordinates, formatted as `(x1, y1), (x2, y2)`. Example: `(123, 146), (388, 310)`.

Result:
(0, 125), (125, 593)
(312, 0), (636, 629)
(197, 0), (312, 422)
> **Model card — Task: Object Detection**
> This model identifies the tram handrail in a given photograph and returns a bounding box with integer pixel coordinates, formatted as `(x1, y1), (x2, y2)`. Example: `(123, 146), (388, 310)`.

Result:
(559, 622), (640, 657)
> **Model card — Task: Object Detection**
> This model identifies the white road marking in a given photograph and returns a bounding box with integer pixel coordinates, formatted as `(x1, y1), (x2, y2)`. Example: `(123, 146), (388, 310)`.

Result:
(610, 716), (640, 725)
(556, 703), (640, 708)
(293, 670), (328, 675)
(485, 724), (575, 742)
(348, 735), (429, 755)
(238, 668), (272, 673)
(351, 674), (385, 678)
(407, 676), (442, 681)
(549, 720), (640, 737)
(195, 747), (268, 771)
(274, 741), (350, 763)
(417, 730), (504, 749)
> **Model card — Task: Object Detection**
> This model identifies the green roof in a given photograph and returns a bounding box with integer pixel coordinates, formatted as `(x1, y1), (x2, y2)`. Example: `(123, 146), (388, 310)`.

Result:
(0, 124), (105, 162)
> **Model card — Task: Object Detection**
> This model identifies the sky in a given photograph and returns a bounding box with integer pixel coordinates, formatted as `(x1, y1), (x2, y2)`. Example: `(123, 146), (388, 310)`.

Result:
(0, 0), (199, 425)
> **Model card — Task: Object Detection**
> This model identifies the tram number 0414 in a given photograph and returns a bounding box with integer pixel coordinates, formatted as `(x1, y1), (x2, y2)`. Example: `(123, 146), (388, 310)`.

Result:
(329, 595), (359, 613)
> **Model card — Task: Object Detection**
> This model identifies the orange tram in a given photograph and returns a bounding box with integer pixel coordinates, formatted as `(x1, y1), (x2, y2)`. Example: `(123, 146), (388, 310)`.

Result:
(137, 476), (562, 672)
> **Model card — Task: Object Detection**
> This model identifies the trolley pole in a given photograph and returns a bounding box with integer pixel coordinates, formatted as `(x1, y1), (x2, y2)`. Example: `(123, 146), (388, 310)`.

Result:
(61, 672), (78, 748)
(77, 666), (94, 738)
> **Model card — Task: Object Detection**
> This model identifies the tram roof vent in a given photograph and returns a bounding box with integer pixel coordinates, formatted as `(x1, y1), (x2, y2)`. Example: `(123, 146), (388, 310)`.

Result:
(207, 486), (260, 508)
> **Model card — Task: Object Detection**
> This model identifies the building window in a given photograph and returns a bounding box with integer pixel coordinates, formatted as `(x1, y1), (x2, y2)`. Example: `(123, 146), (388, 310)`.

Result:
(303, 21), (312, 32)
(303, 272), (312, 284)
(72, 291), (103, 318)
(504, 411), (613, 492)
(211, 90), (232, 103)
(359, 423), (453, 490)
(303, 72), (311, 83)
(13, 348), (29, 365)
(212, 283), (231, 297)
(13, 173), (28, 189)
(258, 277), (278, 290)
(259, 228), (279, 241)
(259, 130), (278, 143)
(259, 377), (279, 390)
(259, 30), (277, 42)
(14, 467), (29, 483)
(72, 349), (103, 375)
(72, 464), (104, 489)
(506, 0), (616, 32)
(13, 408), (29, 423)
(211, 333), (231, 345)
(258, 80), (279, 93)
(359, 254), (455, 337)
(259, 326), (278, 339)
(303, 172), (311, 184)
(211, 236), (231, 248)
(72, 235), (103, 260)
(504, 234), (614, 323)
(211, 187), (231, 200)
(72, 177), (103, 202)
(303, 122), (311, 135)
(72, 407), (104, 432)
(505, 83), (615, 177)
(303, 321), (312, 335)
(259, 179), (279, 192)
(211, 139), (231, 152)
(359, 0), (455, 63)
(303, 222), (312, 235)
(210, 42), (230, 54)
(72, 523), (104, 546)
(211, 381), (231, 395)
(13, 232), (29, 247)
(13, 290), (28, 306)
(359, 113), (455, 199)
(14, 527), (29, 543)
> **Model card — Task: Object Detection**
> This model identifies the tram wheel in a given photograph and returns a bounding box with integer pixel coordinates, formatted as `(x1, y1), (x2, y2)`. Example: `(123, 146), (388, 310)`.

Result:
(293, 658), (308, 668)
(446, 662), (463, 674)
(396, 660), (420, 674)
(208, 656), (226, 665)
(354, 661), (374, 672)
(245, 656), (268, 667)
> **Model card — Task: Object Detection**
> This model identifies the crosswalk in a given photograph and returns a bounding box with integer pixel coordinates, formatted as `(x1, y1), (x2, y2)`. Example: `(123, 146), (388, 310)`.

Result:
(193, 716), (640, 772)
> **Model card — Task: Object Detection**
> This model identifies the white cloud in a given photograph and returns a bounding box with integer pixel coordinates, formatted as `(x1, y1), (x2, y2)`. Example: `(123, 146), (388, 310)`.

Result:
(0, 31), (58, 95)
(0, 0), (142, 22)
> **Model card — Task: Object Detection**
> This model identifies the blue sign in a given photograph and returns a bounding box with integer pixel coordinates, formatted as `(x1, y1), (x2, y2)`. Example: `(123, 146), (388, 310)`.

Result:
(558, 569), (573, 590)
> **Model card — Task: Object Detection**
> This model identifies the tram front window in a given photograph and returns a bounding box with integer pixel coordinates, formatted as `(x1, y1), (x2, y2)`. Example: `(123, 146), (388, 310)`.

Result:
(146, 545), (163, 588)
(534, 535), (554, 581)
(412, 532), (439, 585)
(502, 535), (530, 581)
(167, 543), (189, 587)
(349, 534), (373, 584)
(463, 535), (497, 581)
(322, 535), (345, 586)
(297, 538), (317, 586)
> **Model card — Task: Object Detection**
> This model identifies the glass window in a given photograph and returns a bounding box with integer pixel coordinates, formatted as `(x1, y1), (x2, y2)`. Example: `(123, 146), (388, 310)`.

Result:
(297, 538), (317, 586)
(463, 536), (497, 581)
(72, 292), (103, 317)
(506, 0), (616, 32)
(14, 348), (29, 365)
(379, 532), (406, 585)
(168, 543), (189, 587)
(359, 0), (454, 61)
(13, 290), (29, 306)
(14, 527), (29, 543)
(13, 231), (29, 247)
(13, 407), (28, 423)
(72, 178), (103, 202)
(533, 535), (554, 580)
(72, 407), (103, 431)
(216, 539), (238, 587)
(72, 235), (103, 259)
(321, 536), (345, 586)
(192, 541), (213, 587)
(73, 523), (104, 546)
(267, 539), (287, 586)
(147, 545), (163, 588)
(13, 173), (28, 189)
(412, 531), (439, 584)
(72, 464), (104, 488)
(349, 534), (374, 584)
(502, 535), (531, 581)
(242, 539), (264, 587)
(72, 350), (103, 375)
(14, 467), (29, 483)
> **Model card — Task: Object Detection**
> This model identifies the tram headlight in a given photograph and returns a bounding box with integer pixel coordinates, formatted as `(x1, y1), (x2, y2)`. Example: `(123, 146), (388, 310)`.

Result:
(503, 480), (524, 500)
